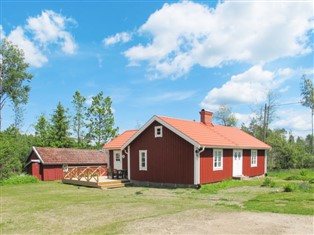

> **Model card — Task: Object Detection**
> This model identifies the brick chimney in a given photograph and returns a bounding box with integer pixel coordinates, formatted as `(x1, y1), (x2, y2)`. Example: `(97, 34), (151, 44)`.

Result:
(200, 109), (213, 126)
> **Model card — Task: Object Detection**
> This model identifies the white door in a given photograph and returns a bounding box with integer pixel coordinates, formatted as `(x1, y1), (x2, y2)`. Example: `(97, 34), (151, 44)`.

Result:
(233, 150), (243, 176)
(114, 150), (122, 170)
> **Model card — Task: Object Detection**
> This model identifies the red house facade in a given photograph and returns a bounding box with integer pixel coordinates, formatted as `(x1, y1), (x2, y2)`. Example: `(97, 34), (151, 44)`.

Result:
(26, 147), (108, 181)
(104, 110), (271, 187)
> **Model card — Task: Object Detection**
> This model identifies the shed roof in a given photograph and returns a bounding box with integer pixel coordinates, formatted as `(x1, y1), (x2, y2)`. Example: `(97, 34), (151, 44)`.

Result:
(30, 147), (107, 165)
(103, 130), (138, 150)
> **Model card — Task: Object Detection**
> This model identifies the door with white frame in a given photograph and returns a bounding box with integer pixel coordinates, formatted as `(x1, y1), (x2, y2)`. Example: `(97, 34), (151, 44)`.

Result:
(233, 150), (243, 176)
(113, 150), (122, 170)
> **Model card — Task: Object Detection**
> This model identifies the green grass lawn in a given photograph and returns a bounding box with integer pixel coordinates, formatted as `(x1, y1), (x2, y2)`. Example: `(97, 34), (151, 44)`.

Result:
(1, 170), (313, 234)
(1, 181), (217, 234)
(244, 191), (314, 215)
(267, 168), (314, 182)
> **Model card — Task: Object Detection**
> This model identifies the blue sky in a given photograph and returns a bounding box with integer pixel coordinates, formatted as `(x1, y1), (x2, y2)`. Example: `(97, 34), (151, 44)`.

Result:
(1, 0), (313, 138)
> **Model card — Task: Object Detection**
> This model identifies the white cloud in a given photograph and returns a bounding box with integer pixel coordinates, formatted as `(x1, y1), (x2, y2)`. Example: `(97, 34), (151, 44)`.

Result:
(271, 108), (311, 138)
(0, 25), (5, 39)
(7, 27), (48, 67)
(124, 1), (313, 79)
(26, 10), (77, 54)
(200, 65), (291, 110)
(148, 90), (196, 102)
(3, 10), (77, 67)
(85, 95), (94, 105)
(103, 32), (132, 46)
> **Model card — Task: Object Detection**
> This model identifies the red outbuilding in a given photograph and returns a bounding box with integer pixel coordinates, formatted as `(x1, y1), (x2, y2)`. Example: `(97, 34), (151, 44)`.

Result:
(104, 110), (271, 187)
(25, 147), (108, 181)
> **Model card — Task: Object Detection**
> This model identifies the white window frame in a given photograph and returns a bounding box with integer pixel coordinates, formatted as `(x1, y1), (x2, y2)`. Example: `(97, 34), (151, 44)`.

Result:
(213, 149), (223, 171)
(139, 150), (147, 171)
(251, 150), (258, 167)
(154, 126), (163, 138)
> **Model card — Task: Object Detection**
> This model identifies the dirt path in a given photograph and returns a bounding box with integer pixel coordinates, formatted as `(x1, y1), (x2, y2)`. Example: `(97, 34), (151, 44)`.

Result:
(124, 209), (314, 234)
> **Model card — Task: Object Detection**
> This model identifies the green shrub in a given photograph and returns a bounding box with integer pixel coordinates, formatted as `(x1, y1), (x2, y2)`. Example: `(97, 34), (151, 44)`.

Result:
(299, 169), (308, 177)
(309, 178), (314, 184)
(298, 182), (314, 193)
(261, 178), (276, 187)
(283, 183), (297, 192)
(0, 175), (39, 186)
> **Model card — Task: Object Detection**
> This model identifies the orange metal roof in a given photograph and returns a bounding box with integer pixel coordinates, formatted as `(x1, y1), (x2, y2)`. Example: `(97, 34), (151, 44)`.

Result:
(158, 116), (271, 149)
(103, 130), (138, 149)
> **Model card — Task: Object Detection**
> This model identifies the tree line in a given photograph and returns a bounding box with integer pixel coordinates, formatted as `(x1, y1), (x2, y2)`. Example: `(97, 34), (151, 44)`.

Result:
(34, 91), (118, 149)
(213, 76), (314, 170)
(0, 39), (118, 179)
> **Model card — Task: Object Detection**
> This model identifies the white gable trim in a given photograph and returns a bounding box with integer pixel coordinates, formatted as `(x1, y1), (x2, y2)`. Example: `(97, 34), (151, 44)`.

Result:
(121, 115), (200, 150)
(24, 159), (40, 167)
(194, 146), (200, 185)
(32, 146), (45, 164)
(202, 145), (270, 150)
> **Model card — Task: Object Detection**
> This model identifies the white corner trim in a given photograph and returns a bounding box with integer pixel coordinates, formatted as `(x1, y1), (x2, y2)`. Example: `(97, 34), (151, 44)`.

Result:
(33, 146), (44, 164)
(265, 150), (268, 174)
(127, 145), (131, 180)
(24, 159), (40, 167)
(194, 146), (200, 185)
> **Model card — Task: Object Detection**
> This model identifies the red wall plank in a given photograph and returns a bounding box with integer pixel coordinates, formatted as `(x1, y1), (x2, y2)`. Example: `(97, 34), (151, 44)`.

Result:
(243, 150), (265, 176)
(200, 149), (233, 184)
(130, 121), (194, 185)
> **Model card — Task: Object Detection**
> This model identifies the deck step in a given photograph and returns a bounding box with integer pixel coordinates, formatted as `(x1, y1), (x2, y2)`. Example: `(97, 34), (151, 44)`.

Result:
(99, 180), (131, 189)
(233, 175), (250, 180)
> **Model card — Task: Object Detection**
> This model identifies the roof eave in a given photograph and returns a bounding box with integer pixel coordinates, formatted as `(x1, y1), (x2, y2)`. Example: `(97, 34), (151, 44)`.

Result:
(32, 146), (45, 164)
(202, 145), (271, 150)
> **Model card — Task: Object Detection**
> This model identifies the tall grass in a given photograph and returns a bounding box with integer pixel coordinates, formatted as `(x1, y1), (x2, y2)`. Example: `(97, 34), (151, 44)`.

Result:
(268, 168), (314, 182)
(200, 178), (260, 193)
(0, 175), (39, 186)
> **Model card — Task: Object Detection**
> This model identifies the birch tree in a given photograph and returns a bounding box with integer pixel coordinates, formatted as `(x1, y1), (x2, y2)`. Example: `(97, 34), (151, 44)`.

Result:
(0, 39), (33, 130)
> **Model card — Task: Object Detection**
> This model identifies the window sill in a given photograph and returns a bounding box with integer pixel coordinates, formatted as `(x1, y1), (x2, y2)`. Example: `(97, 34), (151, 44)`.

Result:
(213, 167), (223, 171)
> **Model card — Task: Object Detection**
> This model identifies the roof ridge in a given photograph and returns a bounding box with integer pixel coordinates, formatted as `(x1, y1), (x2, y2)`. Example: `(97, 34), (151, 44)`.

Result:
(157, 115), (200, 124)
(35, 146), (100, 152)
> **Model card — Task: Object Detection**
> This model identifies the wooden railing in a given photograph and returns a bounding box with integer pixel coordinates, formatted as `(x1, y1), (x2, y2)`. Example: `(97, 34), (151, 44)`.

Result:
(63, 166), (106, 183)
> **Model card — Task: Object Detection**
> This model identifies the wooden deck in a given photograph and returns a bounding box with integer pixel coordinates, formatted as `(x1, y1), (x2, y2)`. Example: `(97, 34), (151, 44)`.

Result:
(62, 177), (131, 189)
(62, 166), (130, 189)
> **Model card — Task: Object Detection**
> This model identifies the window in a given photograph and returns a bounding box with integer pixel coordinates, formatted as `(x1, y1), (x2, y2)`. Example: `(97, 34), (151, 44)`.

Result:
(154, 126), (163, 138)
(139, 150), (147, 171)
(115, 153), (121, 161)
(213, 149), (223, 171)
(251, 150), (257, 167)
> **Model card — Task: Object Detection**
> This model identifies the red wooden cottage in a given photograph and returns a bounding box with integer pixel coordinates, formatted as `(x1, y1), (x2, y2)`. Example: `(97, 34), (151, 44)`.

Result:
(103, 130), (137, 179)
(104, 110), (271, 187)
(25, 147), (108, 181)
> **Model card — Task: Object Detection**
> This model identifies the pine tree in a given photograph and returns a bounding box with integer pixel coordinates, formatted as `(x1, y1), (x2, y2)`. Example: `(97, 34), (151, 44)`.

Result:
(86, 92), (118, 148)
(34, 114), (50, 147)
(72, 91), (87, 147)
(49, 102), (73, 148)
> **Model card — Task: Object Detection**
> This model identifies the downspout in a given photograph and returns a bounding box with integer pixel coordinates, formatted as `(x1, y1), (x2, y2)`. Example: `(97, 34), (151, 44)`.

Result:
(194, 146), (205, 187)
(199, 146), (205, 154)
(124, 146), (131, 180)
